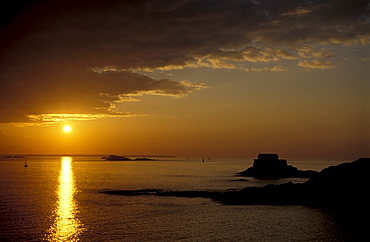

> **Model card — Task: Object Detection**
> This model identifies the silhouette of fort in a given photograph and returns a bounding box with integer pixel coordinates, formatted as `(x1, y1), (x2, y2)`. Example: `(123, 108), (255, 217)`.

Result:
(239, 153), (317, 179)
(253, 153), (287, 170)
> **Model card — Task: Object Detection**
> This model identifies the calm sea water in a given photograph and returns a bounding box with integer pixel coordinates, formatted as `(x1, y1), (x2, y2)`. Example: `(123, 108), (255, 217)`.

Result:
(0, 156), (361, 241)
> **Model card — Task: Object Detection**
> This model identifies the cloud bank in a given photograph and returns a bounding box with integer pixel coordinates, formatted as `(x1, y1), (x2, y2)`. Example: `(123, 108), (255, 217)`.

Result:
(1, 0), (368, 125)
(0, 67), (207, 125)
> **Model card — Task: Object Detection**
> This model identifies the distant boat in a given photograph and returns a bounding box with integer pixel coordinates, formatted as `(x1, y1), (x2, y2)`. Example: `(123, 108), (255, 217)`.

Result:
(24, 159), (28, 168)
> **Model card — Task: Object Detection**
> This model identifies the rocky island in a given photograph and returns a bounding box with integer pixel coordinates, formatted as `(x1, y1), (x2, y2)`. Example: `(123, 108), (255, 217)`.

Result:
(237, 154), (318, 178)
(104, 155), (158, 161)
(105, 155), (132, 161)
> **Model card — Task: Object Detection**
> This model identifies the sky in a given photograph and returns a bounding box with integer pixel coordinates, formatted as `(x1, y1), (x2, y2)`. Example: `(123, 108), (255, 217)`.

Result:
(0, 0), (369, 159)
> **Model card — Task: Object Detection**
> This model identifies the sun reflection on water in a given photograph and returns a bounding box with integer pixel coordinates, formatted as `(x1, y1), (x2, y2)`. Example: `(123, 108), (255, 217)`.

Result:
(45, 157), (83, 241)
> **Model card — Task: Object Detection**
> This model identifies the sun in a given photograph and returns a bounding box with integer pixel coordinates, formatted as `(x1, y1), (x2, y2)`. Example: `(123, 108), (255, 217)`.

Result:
(63, 125), (72, 133)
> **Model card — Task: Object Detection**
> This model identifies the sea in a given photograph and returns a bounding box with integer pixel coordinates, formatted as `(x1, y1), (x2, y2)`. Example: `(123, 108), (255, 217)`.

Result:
(0, 156), (363, 241)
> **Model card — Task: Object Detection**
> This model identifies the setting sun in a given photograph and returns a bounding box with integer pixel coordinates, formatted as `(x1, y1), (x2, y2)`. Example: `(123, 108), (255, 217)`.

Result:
(63, 125), (72, 133)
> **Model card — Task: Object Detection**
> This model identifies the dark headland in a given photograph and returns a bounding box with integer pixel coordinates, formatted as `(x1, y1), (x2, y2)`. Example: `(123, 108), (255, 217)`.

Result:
(101, 157), (370, 211)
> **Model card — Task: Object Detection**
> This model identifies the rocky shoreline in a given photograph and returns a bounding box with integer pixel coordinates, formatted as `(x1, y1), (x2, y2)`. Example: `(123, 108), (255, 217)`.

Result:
(101, 158), (369, 211)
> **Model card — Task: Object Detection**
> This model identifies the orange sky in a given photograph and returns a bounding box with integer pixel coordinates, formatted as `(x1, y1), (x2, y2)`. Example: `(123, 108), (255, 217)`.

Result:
(0, 0), (369, 159)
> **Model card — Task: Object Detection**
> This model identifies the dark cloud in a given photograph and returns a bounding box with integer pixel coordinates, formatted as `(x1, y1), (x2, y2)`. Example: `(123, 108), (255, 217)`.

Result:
(0, 67), (207, 124)
(0, 0), (368, 124)
(3, 0), (368, 68)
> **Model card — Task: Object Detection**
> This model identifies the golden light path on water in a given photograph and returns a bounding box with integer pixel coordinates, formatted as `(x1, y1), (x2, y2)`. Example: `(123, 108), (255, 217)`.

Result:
(45, 157), (83, 241)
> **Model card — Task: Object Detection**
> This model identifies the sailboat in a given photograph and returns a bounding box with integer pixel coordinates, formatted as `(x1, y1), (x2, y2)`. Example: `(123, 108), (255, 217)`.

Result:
(24, 159), (28, 168)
